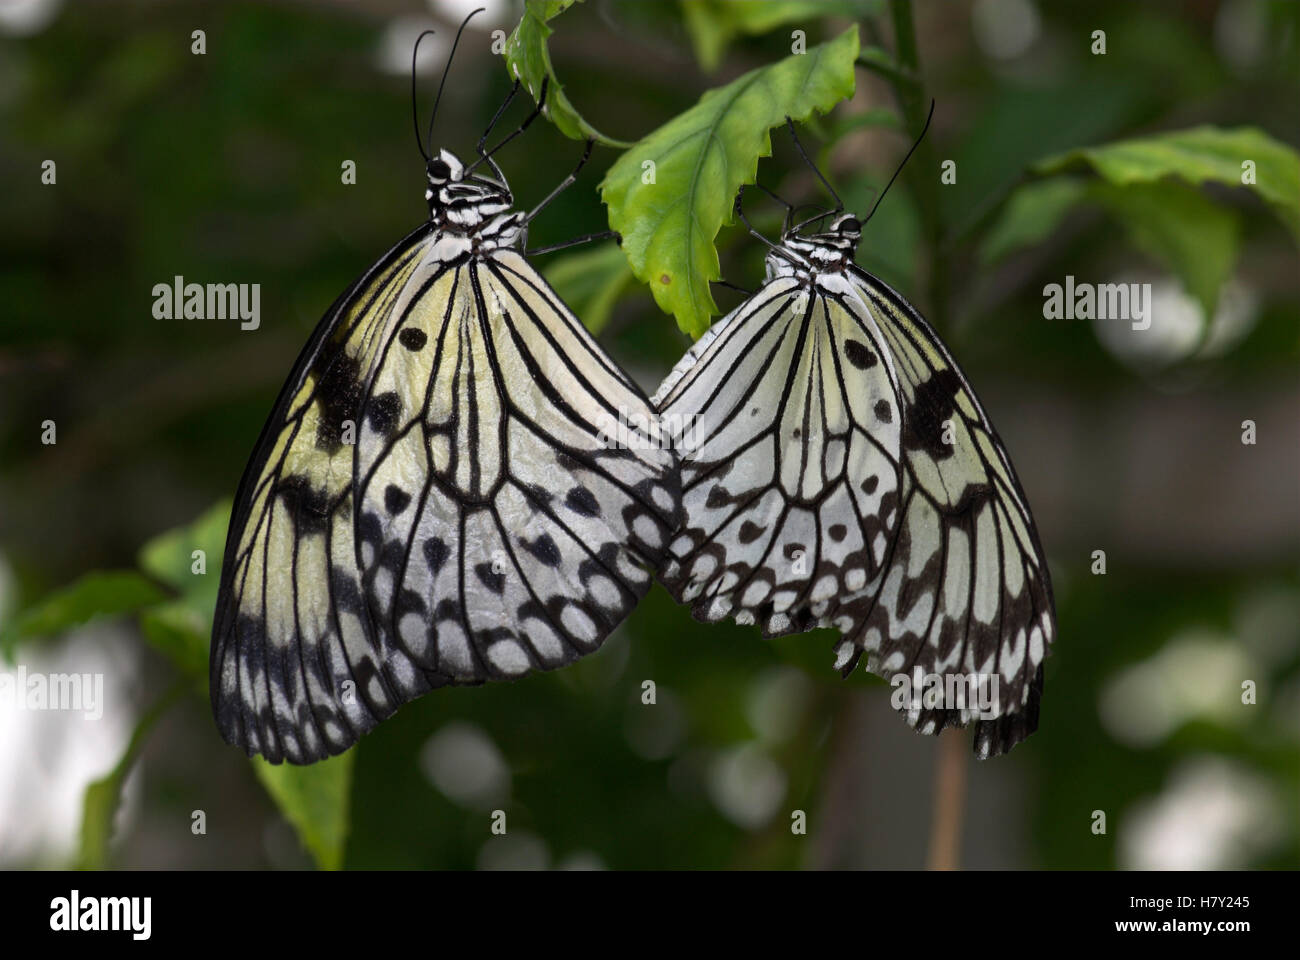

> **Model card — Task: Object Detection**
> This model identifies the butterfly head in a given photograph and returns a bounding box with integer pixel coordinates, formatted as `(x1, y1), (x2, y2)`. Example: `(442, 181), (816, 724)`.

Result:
(769, 213), (862, 279)
(424, 148), (523, 246)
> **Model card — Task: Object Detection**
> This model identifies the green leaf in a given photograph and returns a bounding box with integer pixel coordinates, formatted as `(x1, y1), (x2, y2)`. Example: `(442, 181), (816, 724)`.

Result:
(140, 601), (210, 681)
(979, 177), (1089, 265)
(682, 0), (880, 71)
(503, 0), (630, 147)
(135, 500), (230, 680)
(542, 243), (635, 335)
(138, 499), (231, 612)
(1036, 126), (1300, 241)
(601, 26), (859, 337)
(680, 0), (731, 73)
(79, 682), (185, 869)
(980, 176), (1241, 321)
(253, 751), (355, 870)
(1092, 180), (1241, 323)
(0, 571), (166, 659)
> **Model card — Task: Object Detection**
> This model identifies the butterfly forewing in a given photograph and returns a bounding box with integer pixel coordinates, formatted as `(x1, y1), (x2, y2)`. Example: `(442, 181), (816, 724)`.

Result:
(831, 268), (1054, 757)
(213, 185), (679, 765)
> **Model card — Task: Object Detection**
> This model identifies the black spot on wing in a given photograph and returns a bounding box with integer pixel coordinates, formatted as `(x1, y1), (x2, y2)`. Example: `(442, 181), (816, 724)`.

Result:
(367, 391), (402, 436)
(874, 399), (893, 424)
(565, 486), (601, 517)
(902, 368), (964, 458)
(424, 537), (449, 574)
(276, 474), (331, 535)
(398, 328), (427, 351)
(312, 354), (363, 453)
(520, 533), (562, 567)
(384, 484), (411, 515)
(524, 484), (555, 508)
(843, 339), (878, 369)
(474, 562), (505, 594)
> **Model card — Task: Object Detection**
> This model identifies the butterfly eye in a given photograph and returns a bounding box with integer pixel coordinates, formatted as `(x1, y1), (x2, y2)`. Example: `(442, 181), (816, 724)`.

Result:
(836, 216), (861, 234)
(427, 158), (452, 182)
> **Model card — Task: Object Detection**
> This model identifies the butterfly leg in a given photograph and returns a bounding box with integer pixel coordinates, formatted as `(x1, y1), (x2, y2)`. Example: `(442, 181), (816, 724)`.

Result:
(751, 181), (797, 234)
(710, 277), (753, 297)
(466, 76), (550, 176)
(733, 185), (803, 271)
(525, 138), (593, 224)
(525, 230), (621, 257)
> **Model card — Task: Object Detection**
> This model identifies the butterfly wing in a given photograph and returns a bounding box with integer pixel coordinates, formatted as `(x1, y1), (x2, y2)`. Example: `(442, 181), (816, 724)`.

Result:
(654, 266), (1054, 756)
(652, 276), (905, 635)
(211, 223), (433, 764)
(352, 247), (678, 693)
(212, 234), (679, 764)
(833, 265), (1054, 757)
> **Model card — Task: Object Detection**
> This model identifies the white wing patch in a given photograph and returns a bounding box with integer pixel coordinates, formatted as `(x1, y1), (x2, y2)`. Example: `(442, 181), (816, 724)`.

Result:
(653, 277), (903, 636)
(654, 265), (1054, 757)
(212, 232), (679, 764)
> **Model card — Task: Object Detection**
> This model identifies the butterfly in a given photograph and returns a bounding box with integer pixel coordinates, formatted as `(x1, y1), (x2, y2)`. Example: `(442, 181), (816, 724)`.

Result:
(210, 22), (679, 764)
(652, 108), (1055, 757)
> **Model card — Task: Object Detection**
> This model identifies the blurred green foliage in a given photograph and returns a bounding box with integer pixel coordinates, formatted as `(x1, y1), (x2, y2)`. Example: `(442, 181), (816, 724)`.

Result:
(1, 0), (1297, 870)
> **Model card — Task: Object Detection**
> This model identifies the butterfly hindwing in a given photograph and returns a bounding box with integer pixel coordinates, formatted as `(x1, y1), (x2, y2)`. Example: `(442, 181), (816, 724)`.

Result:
(352, 250), (678, 693)
(653, 275), (904, 635)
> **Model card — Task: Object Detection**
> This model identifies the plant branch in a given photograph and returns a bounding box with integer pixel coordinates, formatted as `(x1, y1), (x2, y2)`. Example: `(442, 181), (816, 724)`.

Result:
(926, 728), (969, 869)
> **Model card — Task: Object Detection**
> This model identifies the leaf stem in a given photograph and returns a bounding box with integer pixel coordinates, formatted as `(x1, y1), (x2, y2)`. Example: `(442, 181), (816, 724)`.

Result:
(856, 49), (918, 89)
(887, 0), (948, 331)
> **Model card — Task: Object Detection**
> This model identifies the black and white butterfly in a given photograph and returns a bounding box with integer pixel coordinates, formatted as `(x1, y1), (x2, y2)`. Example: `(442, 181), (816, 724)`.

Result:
(211, 21), (679, 764)
(652, 109), (1054, 757)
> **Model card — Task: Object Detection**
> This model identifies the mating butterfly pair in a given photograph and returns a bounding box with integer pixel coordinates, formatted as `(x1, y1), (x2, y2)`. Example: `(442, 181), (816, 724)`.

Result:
(210, 32), (1054, 765)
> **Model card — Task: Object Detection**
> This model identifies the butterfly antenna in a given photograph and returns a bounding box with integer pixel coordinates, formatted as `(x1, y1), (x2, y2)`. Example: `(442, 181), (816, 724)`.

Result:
(424, 7), (485, 158)
(411, 30), (437, 163)
(864, 98), (935, 225)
